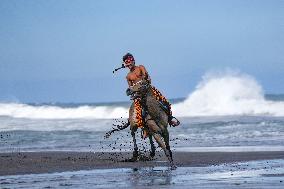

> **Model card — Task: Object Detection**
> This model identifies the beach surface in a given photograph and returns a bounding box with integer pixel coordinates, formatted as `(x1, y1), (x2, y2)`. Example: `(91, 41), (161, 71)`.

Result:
(1, 151), (284, 176)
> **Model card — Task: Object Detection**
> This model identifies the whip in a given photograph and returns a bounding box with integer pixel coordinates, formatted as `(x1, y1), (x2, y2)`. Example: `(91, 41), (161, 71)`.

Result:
(112, 64), (125, 73)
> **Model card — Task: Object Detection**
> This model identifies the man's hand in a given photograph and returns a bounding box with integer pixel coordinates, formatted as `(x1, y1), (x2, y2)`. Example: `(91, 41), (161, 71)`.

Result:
(126, 88), (133, 96)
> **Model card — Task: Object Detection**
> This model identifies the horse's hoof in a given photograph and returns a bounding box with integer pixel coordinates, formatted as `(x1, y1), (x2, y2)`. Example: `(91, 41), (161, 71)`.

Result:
(130, 158), (138, 162)
(131, 155), (138, 161)
(150, 152), (155, 158)
(170, 164), (177, 170)
(122, 157), (137, 162)
(140, 156), (152, 161)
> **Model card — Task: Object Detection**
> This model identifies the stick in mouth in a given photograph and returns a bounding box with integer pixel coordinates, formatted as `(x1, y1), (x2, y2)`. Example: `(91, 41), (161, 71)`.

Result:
(112, 64), (125, 73)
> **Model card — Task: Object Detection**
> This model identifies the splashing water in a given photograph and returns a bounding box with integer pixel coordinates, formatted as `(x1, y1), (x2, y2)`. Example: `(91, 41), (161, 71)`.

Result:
(173, 71), (284, 117)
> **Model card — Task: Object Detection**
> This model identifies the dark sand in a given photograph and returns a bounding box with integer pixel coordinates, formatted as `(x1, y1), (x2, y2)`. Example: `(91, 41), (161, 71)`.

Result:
(1, 151), (284, 176)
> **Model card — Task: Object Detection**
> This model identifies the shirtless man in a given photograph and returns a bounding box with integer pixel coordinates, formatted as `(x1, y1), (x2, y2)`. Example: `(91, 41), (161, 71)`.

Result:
(123, 53), (179, 128)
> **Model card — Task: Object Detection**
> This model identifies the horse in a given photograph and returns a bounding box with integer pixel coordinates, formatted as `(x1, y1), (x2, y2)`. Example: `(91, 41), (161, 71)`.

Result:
(106, 80), (177, 169)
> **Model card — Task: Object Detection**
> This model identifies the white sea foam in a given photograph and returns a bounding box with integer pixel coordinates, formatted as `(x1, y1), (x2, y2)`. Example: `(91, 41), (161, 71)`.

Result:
(173, 71), (284, 117)
(0, 103), (129, 119)
(0, 71), (283, 119)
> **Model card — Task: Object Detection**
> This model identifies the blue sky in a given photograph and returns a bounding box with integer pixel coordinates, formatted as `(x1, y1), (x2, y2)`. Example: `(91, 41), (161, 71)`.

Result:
(0, 0), (283, 103)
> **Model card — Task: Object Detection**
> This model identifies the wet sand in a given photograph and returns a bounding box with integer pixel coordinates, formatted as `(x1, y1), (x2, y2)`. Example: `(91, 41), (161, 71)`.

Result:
(1, 151), (284, 176)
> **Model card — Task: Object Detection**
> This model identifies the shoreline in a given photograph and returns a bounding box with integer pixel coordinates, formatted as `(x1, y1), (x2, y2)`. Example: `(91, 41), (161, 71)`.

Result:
(1, 151), (284, 176)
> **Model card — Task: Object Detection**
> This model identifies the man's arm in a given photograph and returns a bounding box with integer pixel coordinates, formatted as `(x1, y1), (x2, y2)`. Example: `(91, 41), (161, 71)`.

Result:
(125, 75), (133, 96)
(139, 65), (151, 83)
(126, 75), (132, 87)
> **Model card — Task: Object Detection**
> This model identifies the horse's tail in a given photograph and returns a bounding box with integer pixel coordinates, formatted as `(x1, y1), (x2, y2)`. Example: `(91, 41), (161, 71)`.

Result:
(105, 120), (130, 139)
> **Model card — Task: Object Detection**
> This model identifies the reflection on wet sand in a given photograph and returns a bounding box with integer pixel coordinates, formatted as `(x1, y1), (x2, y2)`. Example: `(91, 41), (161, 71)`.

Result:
(129, 167), (172, 186)
(0, 159), (283, 189)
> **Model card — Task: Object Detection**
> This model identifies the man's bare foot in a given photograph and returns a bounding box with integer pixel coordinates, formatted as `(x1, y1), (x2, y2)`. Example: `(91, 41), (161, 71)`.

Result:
(169, 117), (180, 127)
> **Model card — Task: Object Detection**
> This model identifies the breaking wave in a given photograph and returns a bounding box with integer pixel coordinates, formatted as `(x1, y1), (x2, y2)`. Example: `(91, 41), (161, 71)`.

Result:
(0, 71), (283, 119)
(0, 103), (129, 119)
(173, 71), (284, 117)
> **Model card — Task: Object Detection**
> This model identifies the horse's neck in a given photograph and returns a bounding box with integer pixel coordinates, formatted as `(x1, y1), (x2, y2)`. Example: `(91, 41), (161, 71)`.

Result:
(135, 85), (150, 98)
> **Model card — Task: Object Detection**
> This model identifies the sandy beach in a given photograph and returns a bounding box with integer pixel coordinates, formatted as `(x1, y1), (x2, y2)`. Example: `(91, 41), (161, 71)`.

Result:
(1, 151), (284, 176)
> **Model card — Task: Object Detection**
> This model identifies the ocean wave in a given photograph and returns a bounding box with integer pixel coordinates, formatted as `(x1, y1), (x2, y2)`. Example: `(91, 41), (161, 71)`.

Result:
(0, 71), (283, 119)
(0, 103), (129, 119)
(173, 71), (284, 117)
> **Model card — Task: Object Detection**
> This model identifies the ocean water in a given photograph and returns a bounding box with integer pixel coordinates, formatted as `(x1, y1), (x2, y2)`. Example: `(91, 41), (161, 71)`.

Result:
(0, 73), (284, 153)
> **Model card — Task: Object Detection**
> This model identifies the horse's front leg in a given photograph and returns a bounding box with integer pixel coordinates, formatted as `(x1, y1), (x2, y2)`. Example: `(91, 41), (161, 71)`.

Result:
(148, 134), (156, 158)
(145, 116), (156, 158)
(131, 129), (139, 161)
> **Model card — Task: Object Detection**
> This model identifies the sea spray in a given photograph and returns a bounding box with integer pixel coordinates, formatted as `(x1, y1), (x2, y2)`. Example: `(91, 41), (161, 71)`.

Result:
(173, 71), (284, 116)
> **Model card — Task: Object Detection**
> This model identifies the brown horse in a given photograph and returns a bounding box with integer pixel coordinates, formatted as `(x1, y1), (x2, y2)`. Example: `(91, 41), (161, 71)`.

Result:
(128, 80), (176, 169)
(105, 80), (176, 169)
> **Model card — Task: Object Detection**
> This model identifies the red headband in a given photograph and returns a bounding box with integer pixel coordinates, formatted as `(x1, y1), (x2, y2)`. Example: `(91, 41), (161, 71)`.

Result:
(125, 56), (134, 62)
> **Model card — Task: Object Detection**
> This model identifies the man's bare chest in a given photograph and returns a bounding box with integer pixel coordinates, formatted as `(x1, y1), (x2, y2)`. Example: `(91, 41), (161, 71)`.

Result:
(128, 69), (142, 81)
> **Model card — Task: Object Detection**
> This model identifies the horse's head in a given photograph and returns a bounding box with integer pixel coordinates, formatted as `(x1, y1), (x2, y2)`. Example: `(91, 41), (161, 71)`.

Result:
(130, 80), (151, 99)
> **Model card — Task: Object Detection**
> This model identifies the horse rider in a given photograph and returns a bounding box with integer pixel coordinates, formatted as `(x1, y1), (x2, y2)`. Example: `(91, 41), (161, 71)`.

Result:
(123, 53), (179, 138)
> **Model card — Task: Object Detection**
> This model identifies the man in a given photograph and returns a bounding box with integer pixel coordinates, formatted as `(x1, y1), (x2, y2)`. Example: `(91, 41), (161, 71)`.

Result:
(123, 53), (179, 133)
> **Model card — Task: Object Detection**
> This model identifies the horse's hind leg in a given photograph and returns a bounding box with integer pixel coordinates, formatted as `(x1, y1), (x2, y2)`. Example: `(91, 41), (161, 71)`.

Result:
(147, 120), (175, 167)
(152, 133), (175, 167)
(164, 129), (176, 169)
(163, 129), (172, 159)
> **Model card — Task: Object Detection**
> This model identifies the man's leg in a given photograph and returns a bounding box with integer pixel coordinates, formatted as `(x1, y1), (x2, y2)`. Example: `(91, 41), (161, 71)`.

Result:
(134, 98), (149, 138)
(151, 86), (179, 126)
(133, 98), (144, 128)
